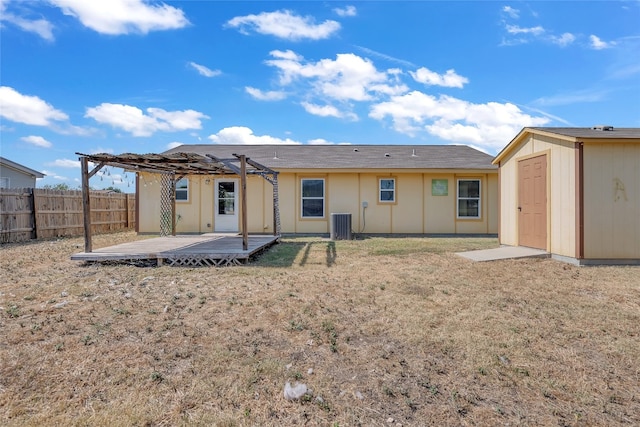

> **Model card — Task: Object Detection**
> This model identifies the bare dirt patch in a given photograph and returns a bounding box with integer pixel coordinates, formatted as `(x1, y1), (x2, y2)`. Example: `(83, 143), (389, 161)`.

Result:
(1, 232), (639, 426)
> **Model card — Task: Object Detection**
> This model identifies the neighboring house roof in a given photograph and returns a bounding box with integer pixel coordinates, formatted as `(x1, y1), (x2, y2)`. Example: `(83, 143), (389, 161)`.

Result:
(493, 127), (640, 164)
(163, 144), (497, 171)
(0, 156), (45, 178)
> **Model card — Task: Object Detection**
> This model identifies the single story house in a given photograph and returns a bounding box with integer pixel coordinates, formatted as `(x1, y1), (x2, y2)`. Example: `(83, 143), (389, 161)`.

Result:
(492, 126), (640, 265)
(0, 157), (44, 188)
(136, 144), (499, 236)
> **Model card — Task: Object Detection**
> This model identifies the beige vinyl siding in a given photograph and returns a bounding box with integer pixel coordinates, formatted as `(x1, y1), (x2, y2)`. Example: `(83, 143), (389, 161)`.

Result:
(424, 176), (454, 233)
(137, 172), (162, 233)
(277, 174), (297, 233)
(199, 176), (214, 233)
(391, 174), (423, 233)
(487, 174), (499, 235)
(583, 143), (640, 259)
(326, 173), (361, 231)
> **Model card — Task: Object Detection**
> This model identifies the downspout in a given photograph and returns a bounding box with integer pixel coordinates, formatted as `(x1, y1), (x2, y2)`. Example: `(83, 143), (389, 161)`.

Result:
(497, 165), (501, 243)
(575, 142), (584, 259)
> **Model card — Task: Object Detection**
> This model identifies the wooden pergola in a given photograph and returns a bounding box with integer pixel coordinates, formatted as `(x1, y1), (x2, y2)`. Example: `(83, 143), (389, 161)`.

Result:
(76, 151), (280, 253)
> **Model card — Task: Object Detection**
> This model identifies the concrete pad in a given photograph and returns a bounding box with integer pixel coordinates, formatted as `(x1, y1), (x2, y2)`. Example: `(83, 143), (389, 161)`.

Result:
(456, 246), (549, 262)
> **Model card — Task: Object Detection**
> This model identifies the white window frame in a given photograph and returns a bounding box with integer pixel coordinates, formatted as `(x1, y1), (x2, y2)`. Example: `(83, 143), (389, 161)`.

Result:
(457, 179), (481, 219)
(175, 178), (189, 202)
(379, 178), (396, 203)
(301, 178), (325, 219)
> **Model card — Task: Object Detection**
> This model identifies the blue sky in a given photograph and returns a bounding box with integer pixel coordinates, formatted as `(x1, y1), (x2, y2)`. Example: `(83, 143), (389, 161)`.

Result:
(1, 0), (639, 190)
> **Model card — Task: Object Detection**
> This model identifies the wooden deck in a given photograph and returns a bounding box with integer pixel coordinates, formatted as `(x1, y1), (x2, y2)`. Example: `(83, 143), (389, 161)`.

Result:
(71, 234), (280, 266)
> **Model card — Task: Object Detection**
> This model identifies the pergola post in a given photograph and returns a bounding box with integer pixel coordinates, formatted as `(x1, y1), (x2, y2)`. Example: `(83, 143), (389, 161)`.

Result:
(239, 155), (248, 250)
(171, 174), (177, 237)
(80, 156), (92, 252)
(272, 173), (281, 236)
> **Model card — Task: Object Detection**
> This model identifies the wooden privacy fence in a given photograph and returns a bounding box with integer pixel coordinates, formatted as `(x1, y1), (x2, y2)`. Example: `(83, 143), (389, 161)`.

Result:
(0, 188), (135, 244)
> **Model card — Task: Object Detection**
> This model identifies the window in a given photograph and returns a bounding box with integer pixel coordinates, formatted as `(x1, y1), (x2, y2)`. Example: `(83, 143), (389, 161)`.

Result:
(175, 178), (189, 202)
(379, 178), (395, 202)
(217, 181), (235, 215)
(0, 177), (9, 189)
(301, 179), (324, 218)
(457, 179), (480, 218)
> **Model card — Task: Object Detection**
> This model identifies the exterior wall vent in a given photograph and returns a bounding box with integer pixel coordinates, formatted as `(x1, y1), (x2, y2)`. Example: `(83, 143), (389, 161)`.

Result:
(592, 125), (614, 131)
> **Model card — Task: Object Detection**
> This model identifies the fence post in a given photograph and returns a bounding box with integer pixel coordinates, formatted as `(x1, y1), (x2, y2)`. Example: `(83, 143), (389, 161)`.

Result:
(31, 188), (39, 239)
(125, 192), (129, 228)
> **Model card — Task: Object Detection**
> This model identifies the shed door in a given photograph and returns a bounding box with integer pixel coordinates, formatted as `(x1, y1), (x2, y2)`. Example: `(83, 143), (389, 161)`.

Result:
(214, 179), (238, 232)
(518, 155), (547, 249)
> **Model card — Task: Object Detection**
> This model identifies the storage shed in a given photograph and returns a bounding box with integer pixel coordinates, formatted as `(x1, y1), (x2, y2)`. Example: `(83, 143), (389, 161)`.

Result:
(493, 127), (640, 265)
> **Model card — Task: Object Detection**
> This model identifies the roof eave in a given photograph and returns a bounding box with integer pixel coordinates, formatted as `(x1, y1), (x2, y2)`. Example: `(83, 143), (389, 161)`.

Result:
(0, 156), (45, 178)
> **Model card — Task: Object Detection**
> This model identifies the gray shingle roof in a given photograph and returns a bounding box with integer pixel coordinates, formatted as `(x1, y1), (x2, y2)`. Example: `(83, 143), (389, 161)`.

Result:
(162, 144), (497, 170)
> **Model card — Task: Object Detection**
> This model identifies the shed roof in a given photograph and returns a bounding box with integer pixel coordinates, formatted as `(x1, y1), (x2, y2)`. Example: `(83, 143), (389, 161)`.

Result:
(493, 127), (640, 164)
(0, 156), (45, 178)
(162, 144), (497, 171)
(528, 127), (640, 139)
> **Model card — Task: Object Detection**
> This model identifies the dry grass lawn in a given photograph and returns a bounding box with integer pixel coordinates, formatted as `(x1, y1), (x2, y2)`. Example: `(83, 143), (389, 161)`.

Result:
(1, 231), (639, 426)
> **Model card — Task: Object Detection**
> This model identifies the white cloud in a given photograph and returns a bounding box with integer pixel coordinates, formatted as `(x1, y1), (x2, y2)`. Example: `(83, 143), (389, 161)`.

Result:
(85, 103), (209, 136)
(166, 142), (183, 150)
(333, 6), (357, 17)
(49, 0), (189, 35)
(502, 6), (520, 19)
(0, 86), (68, 126)
(208, 126), (301, 145)
(90, 147), (114, 154)
(410, 67), (469, 88)
(265, 50), (404, 102)
(245, 87), (287, 101)
(40, 170), (68, 181)
(506, 24), (545, 36)
(226, 10), (340, 40)
(307, 138), (332, 145)
(0, 0), (55, 40)
(589, 35), (614, 50)
(47, 158), (80, 168)
(188, 61), (221, 77)
(354, 45), (416, 68)
(301, 102), (358, 120)
(532, 88), (608, 107)
(550, 32), (576, 47)
(146, 107), (207, 131)
(1, 13), (55, 41)
(21, 135), (52, 148)
(369, 91), (549, 150)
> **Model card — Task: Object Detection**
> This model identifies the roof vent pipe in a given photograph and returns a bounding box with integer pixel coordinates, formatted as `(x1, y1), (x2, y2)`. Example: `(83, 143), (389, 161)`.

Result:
(273, 151), (279, 159)
(384, 153), (390, 157)
(592, 125), (614, 131)
(411, 148), (417, 157)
